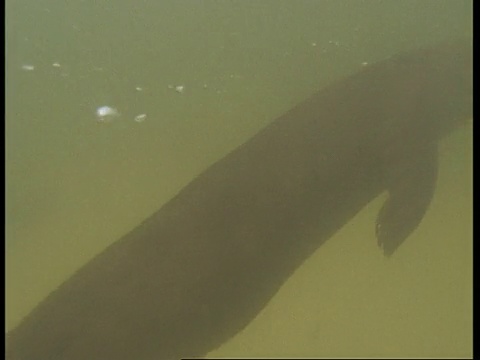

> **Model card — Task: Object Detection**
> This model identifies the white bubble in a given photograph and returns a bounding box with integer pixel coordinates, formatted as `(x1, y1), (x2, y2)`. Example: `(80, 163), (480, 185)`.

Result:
(96, 106), (120, 122)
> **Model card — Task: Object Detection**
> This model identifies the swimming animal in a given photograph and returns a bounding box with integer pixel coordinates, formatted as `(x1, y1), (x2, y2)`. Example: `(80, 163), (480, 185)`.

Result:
(6, 39), (472, 360)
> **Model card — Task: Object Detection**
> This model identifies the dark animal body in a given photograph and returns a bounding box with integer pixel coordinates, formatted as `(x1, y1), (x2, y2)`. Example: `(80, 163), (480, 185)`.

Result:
(6, 40), (472, 360)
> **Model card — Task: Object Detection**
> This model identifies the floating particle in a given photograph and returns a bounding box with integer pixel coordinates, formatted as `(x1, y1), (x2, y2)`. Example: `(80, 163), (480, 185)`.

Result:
(21, 64), (35, 71)
(134, 114), (147, 123)
(135, 86), (143, 91)
(175, 85), (185, 94)
(52, 62), (61, 67)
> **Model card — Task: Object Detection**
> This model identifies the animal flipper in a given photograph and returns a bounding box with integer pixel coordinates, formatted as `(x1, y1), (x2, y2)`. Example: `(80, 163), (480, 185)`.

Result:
(376, 144), (439, 256)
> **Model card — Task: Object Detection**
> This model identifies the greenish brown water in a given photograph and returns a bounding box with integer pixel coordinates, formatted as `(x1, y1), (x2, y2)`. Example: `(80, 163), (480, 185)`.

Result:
(6, 0), (472, 358)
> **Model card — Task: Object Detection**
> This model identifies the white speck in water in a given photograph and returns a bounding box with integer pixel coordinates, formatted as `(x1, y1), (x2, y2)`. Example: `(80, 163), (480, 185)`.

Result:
(96, 106), (120, 122)
(175, 85), (185, 94)
(135, 86), (143, 91)
(311, 42), (317, 47)
(52, 62), (61, 67)
(134, 114), (147, 123)
(361, 61), (369, 66)
(21, 64), (35, 71)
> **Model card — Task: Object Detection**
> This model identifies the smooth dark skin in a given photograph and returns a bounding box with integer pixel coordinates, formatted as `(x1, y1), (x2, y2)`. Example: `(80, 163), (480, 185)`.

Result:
(6, 40), (472, 360)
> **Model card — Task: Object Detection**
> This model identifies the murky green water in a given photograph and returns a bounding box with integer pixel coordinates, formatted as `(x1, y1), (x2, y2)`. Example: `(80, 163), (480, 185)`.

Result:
(6, 0), (472, 357)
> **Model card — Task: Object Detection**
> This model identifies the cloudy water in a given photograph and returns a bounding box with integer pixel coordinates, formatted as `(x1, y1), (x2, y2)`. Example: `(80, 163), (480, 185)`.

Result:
(6, 0), (472, 358)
